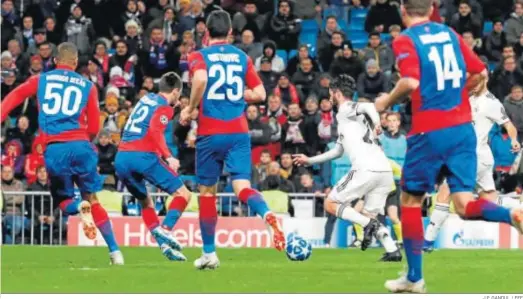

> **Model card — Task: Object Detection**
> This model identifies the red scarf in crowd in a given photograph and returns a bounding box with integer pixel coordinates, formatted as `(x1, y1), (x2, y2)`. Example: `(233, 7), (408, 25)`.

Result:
(273, 84), (300, 104)
(95, 54), (110, 74)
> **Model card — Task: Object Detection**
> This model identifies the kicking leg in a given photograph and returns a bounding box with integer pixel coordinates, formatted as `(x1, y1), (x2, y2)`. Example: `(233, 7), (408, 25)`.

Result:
(424, 182), (451, 252)
(234, 179), (285, 251)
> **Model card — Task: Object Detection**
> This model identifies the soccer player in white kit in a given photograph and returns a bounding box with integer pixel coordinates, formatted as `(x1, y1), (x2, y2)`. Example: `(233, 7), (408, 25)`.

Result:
(423, 78), (522, 251)
(293, 75), (402, 262)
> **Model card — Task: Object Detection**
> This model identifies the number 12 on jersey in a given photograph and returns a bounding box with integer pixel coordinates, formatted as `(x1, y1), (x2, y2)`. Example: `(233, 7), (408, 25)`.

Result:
(428, 43), (463, 91)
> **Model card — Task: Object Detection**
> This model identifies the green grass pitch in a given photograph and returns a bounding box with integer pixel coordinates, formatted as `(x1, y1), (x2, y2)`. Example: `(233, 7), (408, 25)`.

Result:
(2, 246), (523, 293)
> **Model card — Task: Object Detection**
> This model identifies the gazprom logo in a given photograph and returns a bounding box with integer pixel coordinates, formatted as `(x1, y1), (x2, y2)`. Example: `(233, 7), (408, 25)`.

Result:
(452, 229), (494, 247)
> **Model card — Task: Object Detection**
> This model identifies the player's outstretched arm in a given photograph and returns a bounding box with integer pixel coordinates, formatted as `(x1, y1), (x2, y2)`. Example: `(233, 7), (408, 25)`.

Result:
(294, 143), (344, 166)
(356, 102), (380, 129)
(244, 57), (266, 103)
(503, 122), (521, 153)
(0, 75), (39, 122)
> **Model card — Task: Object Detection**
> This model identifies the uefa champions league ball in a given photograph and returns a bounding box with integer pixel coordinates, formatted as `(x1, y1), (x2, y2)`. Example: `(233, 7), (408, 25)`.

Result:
(285, 233), (312, 261)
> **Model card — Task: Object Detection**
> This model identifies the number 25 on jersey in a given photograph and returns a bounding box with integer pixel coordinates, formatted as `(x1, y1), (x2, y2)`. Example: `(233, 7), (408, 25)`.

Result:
(207, 64), (244, 101)
(428, 43), (463, 91)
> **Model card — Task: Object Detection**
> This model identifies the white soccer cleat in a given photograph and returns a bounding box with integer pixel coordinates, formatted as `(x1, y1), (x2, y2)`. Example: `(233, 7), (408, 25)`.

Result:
(160, 244), (187, 262)
(511, 208), (523, 235)
(152, 227), (183, 251)
(194, 252), (220, 270)
(79, 201), (97, 240)
(385, 275), (426, 293)
(109, 250), (125, 265)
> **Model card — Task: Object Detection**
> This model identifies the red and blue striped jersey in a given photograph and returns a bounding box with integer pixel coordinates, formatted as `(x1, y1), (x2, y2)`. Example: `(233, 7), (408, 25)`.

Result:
(188, 41), (262, 136)
(118, 93), (173, 159)
(392, 21), (485, 135)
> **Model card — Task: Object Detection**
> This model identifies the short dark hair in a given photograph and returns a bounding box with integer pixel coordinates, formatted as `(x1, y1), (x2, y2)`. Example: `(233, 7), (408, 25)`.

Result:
(206, 10), (231, 39)
(280, 151), (292, 157)
(38, 41), (51, 48)
(332, 31), (343, 38)
(36, 165), (47, 173)
(330, 74), (356, 98)
(402, 0), (433, 17)
(150, 25), (163, 32)
(158, 72), (182, 93)
(261, 149), (271, 155)
(459, 0), (470, 7)
(369, 31), (380, 38)
(326, 15), (337, 22)
(504, 45), (514, 50)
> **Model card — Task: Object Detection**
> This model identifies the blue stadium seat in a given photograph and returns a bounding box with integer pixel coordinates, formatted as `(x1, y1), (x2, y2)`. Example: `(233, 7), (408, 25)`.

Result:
(352, 40), (367, 50)
(307, 45), (317, 58)
(347, 30), (368, 43)
(489, 61), (498, 71)
(350, 7), (369, 21)
(323, 7), (337, 19)
(289, 50), (298, 59)
(483, 21), (493, 36)
(349, 19), (365, 31)
(381, 33), (392, 43)
(299, 32), (318, 48)
(302, 19), (319, 33)
(108, 48), (116, 55)
(276, 50), (288, 65)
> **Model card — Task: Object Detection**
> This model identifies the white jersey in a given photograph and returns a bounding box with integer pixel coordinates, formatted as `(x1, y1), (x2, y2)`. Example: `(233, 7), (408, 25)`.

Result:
(335, 102), (391, 172)
(470, 91), (510, 165)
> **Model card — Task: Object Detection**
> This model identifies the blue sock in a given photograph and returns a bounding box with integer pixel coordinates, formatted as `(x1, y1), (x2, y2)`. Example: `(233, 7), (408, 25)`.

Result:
(162, 196), (187, 230)
(199, 196), (217, 254)
(239, 189), (270, 218)
(59, 199), (80, 215)
(92, 203), (120, 253)
(465, 199), (512, 224)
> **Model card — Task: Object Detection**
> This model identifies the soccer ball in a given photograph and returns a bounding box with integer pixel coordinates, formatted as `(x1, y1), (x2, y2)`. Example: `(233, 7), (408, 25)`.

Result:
(285, 233), (312, 261)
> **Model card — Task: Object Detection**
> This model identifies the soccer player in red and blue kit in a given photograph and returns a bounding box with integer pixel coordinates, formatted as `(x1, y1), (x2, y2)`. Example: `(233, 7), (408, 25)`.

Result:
(115, 72), (192, 261)
(1, 43), (124, 265)
(375, 0), (523, 293)
(180, 10), (285, 269)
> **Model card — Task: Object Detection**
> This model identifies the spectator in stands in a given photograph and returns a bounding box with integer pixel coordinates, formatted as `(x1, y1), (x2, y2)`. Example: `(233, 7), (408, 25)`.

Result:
(481, 0), (512, 21)
(148, 6), (181, 43)
(43, 17), (61, 47)
(268, 0), (301, 52)
(100, 93), (128, 144)
(140, 26), (178, 80)
(25, 166), (63, 244)
(24, 136), (45, 186)
(259, 161), (295, 193)
(319, 31), (344, 71)
(506, 1), (523, 46)
(297, 172), (323, 199)
(315, 73), (332, 100)
(124, 20), (144, 55)
(364, 0), (402, 34)
(254, 150), (273, 184)
(1, 0), (19, 29)
(83, 58), (105, 90)
(318, 16), (343, 55)
(1, 13), (17, 52)
(274, 73), (300, 106)
(489, 56), (523, 99)
(1, 165), (27, 244)
(1, 69), (17, 102)
(247, 105), (271, 149)
(287, 44), (319, 77)
(236, 29), (263, 61)
(26, 28), (55, 57)
(484, 20), (507, 63)
(64, 4), (96, 58)
(232, 0), (266, 42)
(6, 116), (33, 155)
(442, 0), (482, 23)
(255, 40), (285, 73)
(1, 139), (25, 179)
(329, 40), (364, 81)
(258, 57), (279, 94)
(379, 112), (407, 167)
(318, 97), (337, 148)
(28, 55), (43, 76)
(110, 40), (137, 85)
(280, 151), (307, 185)
(388, 25), (402, 45)
(303, 96), (321, 154)
(281, 103), (307, 154)
(146, 0), (171, 26)
(361, 32), (395, 76)
(504, 85), (523, 142)
(114, 0), (144, 38)
(262, 95), (287, 157)
(357, 59), (389, 102)
(202, 0), (222, 18)
(92, 41), (111, 78)
(503, 45), (516, 60)
(462, 31), (483, 56)
(7, 39), (29, 77)
(1, 51), (15, 72)
(21, 15), (35, 51)
(96, 131), (118, 186)
(37, 42), (55, 73)
(514, 33), (523, 59)
(450, 0), (482, 38)
(292, 58), (320, 100)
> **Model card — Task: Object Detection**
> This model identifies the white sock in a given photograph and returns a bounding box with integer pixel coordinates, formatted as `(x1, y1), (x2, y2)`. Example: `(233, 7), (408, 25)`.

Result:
(425, 203), (450, 242)
(498, 196), (523, 209)
(336, 204), (371, 227)
(376, 225), (398, 253)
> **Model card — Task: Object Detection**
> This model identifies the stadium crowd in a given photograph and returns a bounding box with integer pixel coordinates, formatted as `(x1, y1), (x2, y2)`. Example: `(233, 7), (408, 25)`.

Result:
(1, 0), (523, 244)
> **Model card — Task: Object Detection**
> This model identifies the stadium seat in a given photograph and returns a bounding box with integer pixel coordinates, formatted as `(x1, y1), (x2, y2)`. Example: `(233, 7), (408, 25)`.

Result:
(381, 33), (392, 43)
(347, 30), (368, 44)
(483, 21), (493, 36)
(349, 19), (365, 32)
(323, 7), (337, 19)
(299, 32), (318, 49)
(289, 50), (298, 59)
(276, 49), (288, 65)
(349, 7), (369, 21)
(352, 40), (367, 50)
(489, 61), (498, 71)
(301, 19), (319, 33)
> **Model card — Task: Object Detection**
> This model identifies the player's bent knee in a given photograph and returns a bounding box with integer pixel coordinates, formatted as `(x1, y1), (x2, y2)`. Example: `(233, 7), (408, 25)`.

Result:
(478, 190), (498, 202)
(324, 199), (338, 216)
(199, 184), (217, 197)
(172, 186), (192, 201)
